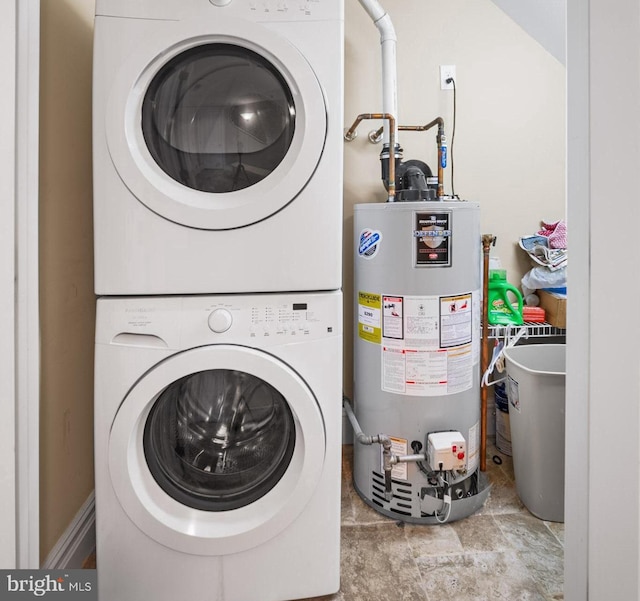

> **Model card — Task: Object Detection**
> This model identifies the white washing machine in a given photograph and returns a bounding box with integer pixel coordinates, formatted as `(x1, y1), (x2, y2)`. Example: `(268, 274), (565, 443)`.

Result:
(93, 0), (344, 295)
(94, 291), (342, 601)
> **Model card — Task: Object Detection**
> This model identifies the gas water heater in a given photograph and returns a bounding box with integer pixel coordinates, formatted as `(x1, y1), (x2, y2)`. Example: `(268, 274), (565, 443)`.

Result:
(346, 0), (490, 523)
(351, 201), (490, 523)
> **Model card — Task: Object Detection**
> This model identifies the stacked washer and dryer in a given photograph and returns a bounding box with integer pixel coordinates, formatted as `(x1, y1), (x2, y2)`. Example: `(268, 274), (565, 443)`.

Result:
(92, 2), (344, 600)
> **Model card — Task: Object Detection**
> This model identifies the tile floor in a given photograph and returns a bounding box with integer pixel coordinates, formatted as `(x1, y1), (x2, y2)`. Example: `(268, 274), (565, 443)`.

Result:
(303, 440), (564, 601)
(85, 439), (564, 601)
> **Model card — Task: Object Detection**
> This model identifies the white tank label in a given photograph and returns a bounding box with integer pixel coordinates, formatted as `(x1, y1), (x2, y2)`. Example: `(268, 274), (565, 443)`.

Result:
(440, 294), (473, 347)
(381, 346), (406, 393)
(380, 292), (479, 396)
(382, 296), (403, 339)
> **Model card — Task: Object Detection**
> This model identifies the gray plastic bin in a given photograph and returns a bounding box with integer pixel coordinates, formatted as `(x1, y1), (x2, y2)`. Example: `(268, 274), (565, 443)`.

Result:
(503, 344), (565, 522)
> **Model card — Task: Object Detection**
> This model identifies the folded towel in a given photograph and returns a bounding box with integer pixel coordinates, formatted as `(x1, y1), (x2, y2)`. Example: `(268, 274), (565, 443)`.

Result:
(518, 235), (549, 252)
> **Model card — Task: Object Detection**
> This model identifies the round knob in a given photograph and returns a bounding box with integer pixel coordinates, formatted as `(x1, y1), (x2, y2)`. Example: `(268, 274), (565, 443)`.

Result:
(210, 0), (233, 5)
(208, 309), (233, 333)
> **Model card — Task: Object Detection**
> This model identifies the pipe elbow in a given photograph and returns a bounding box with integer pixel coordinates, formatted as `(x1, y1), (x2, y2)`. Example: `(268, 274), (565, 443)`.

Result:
(375, 13), (397, 43)
(378, 434), (393, 451)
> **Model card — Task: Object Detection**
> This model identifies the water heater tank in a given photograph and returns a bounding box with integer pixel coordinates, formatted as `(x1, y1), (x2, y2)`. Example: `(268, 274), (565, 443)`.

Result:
(353, 200), (490, 523)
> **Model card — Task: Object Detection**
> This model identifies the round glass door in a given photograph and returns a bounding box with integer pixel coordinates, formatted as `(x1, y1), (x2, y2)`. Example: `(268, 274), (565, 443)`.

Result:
(108, 345), (325, 555)
(106, 18), (327, 230)
(143, 369), (296, 511)
(141, 44), (296, 194)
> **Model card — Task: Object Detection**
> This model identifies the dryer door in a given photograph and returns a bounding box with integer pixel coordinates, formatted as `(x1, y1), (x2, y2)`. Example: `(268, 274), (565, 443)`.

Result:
(108, 345), (326, 556)
(105, 17), (327, 230)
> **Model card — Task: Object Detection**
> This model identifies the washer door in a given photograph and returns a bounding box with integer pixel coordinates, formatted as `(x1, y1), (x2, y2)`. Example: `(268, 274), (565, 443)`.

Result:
(105, 17), (326, 230)
(108, 345), (326, 556)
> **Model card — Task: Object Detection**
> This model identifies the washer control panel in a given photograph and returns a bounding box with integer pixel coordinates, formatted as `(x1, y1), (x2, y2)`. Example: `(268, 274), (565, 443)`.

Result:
(248, 302), (312, 337)
(97, 292), (341, 348)
(206, 0), (327, 18)
(200, 293), (342, 346)
(97, 0), (334, 19)
(204, 298), (330, 341)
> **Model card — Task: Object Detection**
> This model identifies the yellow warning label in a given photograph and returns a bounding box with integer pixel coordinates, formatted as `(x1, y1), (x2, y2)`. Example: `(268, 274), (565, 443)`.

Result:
(358, 291), (382, 344)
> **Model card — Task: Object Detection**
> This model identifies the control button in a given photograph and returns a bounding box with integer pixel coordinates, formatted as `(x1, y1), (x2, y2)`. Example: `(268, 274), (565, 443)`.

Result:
(457, 452), (465, 461)
(210, 0), (233, 6)
(208, 309), (233, 333)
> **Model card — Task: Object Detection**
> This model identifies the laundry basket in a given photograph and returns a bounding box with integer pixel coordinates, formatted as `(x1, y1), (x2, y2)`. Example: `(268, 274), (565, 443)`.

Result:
(503, 344), (565, 522)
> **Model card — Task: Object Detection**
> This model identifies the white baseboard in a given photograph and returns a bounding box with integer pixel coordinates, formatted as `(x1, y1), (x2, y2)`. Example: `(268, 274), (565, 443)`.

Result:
(42, 491), (96, 569)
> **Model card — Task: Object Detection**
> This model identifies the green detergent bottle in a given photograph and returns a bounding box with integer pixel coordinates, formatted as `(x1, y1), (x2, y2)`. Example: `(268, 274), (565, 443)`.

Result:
(487, 269), (524, 325)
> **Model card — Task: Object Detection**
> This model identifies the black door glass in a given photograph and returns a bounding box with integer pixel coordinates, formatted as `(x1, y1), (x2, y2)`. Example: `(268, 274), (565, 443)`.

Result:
(144, 369), (296, 511)
(141, 44), (296, 193)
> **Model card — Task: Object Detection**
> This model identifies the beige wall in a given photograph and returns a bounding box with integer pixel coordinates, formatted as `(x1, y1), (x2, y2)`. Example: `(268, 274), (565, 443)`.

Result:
(343, 0), (566, 397)
(36, 0), (565, 560)
(39, 0), (95, 562)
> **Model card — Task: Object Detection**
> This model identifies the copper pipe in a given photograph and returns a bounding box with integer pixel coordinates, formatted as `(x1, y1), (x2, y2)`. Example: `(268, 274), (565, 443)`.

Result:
(436, 128), (445, 198)
(372, 117), (445, 197)
(401, 117), (444, 132)
(372, 117), (444, 138)
(344, 112), (397, 201)
(480, 234), (496, 471)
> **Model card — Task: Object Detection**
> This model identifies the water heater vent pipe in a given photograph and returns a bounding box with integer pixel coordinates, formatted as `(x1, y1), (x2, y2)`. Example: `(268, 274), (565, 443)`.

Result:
(357, 0), (398, 144)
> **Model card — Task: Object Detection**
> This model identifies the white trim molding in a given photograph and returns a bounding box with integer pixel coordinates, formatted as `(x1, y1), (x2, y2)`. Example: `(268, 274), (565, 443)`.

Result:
(42, 493), (95, 570)
(0, 0), (18, 570)
(15, 0), (40, 568)
(0, 0), (39, 569)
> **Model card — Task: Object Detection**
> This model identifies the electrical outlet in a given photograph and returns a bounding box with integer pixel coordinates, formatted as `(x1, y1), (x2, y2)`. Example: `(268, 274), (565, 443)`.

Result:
(440, 65), (456, 90)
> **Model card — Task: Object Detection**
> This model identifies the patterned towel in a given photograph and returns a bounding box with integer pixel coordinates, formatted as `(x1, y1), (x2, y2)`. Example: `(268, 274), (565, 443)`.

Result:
(537, 220), (567, 249)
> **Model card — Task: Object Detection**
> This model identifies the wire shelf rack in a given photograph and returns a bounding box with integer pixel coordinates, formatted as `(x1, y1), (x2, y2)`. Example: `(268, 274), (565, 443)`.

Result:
(487, 322), (566, 339)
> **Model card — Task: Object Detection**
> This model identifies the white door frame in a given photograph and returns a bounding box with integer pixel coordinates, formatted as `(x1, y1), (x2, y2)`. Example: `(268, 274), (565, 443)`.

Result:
(0, 0), (18, 569)
(565, 0), (589, 595)
(16, 0), (41, 568)
(566, 0), (640, 598)
(0, 0), (40, 569)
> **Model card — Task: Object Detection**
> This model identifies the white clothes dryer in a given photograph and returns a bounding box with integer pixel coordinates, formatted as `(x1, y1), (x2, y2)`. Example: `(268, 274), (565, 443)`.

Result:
(94, 291), (342, 601)
(93, 0), (344, 295)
